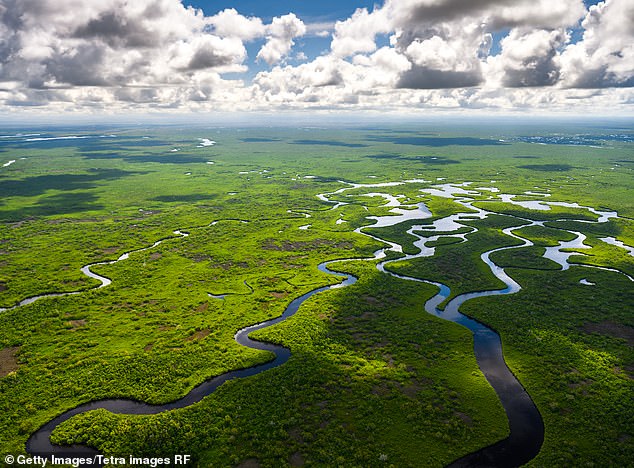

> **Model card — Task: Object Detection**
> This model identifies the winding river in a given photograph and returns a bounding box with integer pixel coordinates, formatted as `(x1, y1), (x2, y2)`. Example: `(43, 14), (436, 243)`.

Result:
(354, 189), (545, 467)
(0, 231), (190, 313)
(15, 182), (634, 467)
(26, 260), (356, 461)
(372, 209), (545, 467)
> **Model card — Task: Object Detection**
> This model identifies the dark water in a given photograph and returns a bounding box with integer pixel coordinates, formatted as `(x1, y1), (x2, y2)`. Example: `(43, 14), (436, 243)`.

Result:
(26, 263), (356, 464)
(379, 277), (544, 467)
(24, 199), (543, 467)
(376, 215), (544, 467)
(441, 290), (544, 467)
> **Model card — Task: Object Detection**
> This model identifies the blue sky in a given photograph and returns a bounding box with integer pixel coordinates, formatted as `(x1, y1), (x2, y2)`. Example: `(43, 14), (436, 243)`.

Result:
(185, 0), (376, 22)
(0, 0), (631, 115)
(189, 0), (606, 79)
(188, 1), (603, 20)
(187, 0), (380, 22)
(188, 0), (381, 77)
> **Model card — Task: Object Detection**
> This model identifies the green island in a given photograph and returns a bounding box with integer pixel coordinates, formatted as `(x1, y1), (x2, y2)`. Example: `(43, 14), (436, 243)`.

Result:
(1, 121), (632, 467)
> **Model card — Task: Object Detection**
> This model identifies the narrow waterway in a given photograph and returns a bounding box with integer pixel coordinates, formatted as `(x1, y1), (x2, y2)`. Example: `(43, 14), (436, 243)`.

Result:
(0, 231), (189, 313)
(19, 181), (634, 467)
(362, 195), (545, 467)
(26, 261), (357, 461)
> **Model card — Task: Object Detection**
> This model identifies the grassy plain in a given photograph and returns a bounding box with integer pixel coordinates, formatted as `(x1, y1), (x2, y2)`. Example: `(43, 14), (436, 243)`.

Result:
(0, 120), (632, 466)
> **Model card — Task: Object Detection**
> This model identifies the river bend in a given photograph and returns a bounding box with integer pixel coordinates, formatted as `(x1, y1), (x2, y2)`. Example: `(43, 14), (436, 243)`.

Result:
(19, 182), (633, 467)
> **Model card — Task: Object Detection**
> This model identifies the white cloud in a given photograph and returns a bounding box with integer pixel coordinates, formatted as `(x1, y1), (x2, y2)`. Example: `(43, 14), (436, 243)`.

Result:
(168, 35), (246, 72)
(560, 0), (634, 87)
(256, 14), (306, 65)
(393, 20), (488, 89)
(402, 21), (486, 75)
(330, 7), (390, 57)
(206, 8), (265, 41)
(384, 0), (586, 30)
(0, 0), (633, 114)
(0, 0), (244, 91)
(254, 56), (346, 95)
(361, 47), (411, 74)
(486, 28), (567, 87)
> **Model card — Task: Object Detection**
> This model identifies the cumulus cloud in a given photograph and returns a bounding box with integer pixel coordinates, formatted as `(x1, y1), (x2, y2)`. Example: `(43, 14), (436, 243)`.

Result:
(0, 0), (633, 114)
(245, 0), (630, 111)
(397, 67), (482, 89)
(331, 7), (390, 57)
(384, 0), (585, 89)
(486, 29), (567, 87)
(385, 0), (586, 31)
(395, 21), (488, 88)
(0, 0), (306, 109)
(253, 47), (413, 108)
(0, 0), (242, 91)
(206, 8), (265, 41)
(256, 13), (306, 65)
(72, 11), (160, 48)
(560, 0), (634, 88)
(169, 35), (246, 72)
(254, 56), (346, 96)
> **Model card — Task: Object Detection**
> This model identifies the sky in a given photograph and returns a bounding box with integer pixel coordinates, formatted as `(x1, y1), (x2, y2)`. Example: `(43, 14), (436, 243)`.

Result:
(0, 0), (632, 117)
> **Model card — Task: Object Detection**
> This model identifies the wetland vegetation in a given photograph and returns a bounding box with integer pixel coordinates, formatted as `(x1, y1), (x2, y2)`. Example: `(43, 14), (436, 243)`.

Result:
(1, 120), (633, 467)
